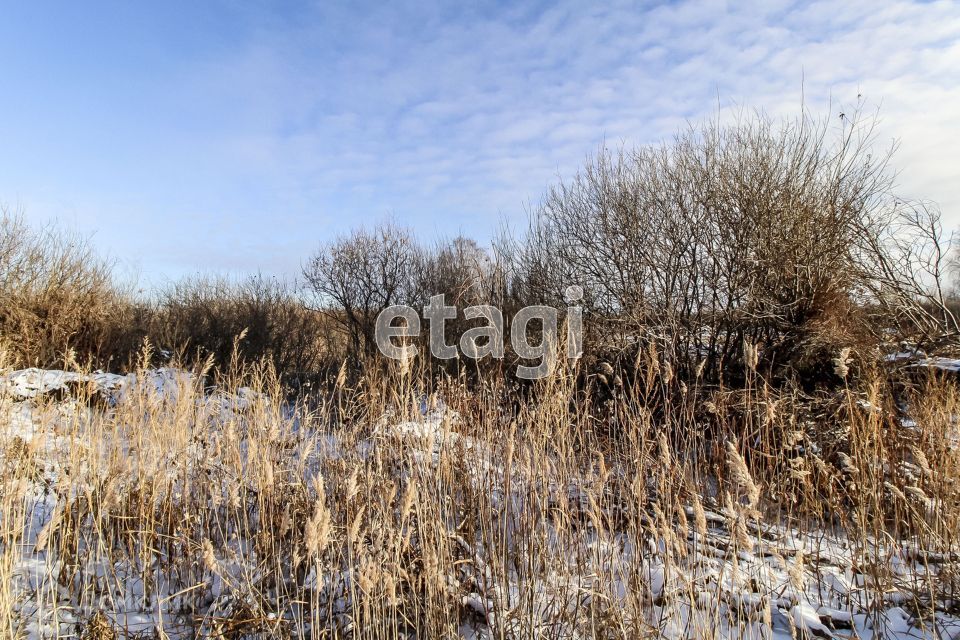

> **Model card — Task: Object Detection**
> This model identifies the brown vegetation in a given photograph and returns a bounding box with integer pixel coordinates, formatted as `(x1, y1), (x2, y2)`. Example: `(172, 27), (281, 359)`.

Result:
(1, 108), (959, 636)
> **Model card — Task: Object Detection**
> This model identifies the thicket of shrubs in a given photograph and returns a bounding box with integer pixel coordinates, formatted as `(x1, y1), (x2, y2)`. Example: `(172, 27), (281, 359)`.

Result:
(0, 212), (335, 383)
(304, 111), (959, 389)
(1, 110), (957, 394)
(151, 275), (333, 384)
(0, 214), (141, 368)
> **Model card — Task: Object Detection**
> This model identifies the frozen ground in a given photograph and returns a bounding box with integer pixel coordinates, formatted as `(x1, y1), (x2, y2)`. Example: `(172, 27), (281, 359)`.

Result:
(1, 368), (958, 639)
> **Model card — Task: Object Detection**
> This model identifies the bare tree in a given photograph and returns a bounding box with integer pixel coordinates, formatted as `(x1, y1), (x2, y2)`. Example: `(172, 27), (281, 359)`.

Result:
(857, 200), (959, 349)
(514, 109), (903, 381)
(304, 221), (420, 358)
(416, 236), (496, 306)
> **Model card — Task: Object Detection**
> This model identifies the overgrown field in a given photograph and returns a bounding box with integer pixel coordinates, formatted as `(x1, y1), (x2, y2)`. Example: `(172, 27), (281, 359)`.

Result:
(1, 351), (958, 639)
(3, 109), (960, 638)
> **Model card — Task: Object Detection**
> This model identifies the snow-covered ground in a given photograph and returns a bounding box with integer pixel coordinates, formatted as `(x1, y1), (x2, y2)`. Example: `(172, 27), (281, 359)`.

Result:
(1, 368), (958, 639)
(885, 351), (960, 375)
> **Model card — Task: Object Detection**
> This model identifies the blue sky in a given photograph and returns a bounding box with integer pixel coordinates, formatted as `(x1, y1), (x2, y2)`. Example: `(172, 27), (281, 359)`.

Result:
(2, 1), (959, 285)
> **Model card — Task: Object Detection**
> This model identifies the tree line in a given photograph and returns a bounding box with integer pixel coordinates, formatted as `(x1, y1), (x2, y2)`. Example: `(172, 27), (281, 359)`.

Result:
(1, 109), (956, 391)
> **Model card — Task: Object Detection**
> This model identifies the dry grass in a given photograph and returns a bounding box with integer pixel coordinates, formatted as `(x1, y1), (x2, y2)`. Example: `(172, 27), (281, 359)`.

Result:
(0, 346), (958, 639)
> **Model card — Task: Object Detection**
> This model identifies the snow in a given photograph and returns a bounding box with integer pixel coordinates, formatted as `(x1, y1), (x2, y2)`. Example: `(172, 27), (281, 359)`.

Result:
(2, 369), (958, 639)
(918, 357), (960, 373)
(790, 602), (833, 637)
(0, 366), (192, 404)
(884, 350), (960, 374)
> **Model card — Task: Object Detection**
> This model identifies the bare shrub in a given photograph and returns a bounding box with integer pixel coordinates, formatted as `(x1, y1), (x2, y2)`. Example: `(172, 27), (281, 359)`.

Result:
(304, 221), (422, 358)
(512, 110), (945, 383)
(415, 236), (496, 309)
(859, 200), (960, 350)
(0, 210), (128, 368)
(152, 273), (333, 384)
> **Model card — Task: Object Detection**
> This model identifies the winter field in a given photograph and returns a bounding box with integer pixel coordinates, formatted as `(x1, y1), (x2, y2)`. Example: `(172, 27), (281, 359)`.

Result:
(2, 354), (959, 639)
(3, 111), (960, 639)
(7, 0), (960, 635)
